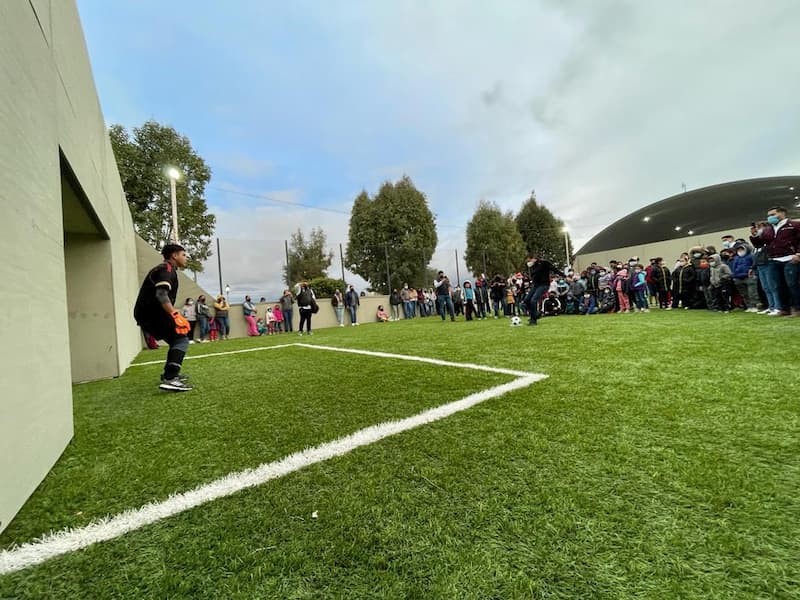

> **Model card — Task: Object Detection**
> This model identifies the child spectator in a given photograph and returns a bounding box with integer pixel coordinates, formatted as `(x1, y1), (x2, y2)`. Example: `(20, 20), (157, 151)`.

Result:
(376, 305), (389, 322)
(208, 317), (219, 341)
(542, 291), (562, 316)
(630, 265), (649, 312)
(731, 243), (759, 312)
(615, 268), (631, 313)
(256, 318), (267, 336)
(579, 292), (597, 314)
(181, 298), (197, 342)
(708, 253), (733, 312)
(463, 280), (475, 321)
(266, 306), (277, 334)
(272, 304), (284, 332)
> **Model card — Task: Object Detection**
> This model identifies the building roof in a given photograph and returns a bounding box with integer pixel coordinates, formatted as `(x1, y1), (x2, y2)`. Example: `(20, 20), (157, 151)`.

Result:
(576, 176), (800, 255)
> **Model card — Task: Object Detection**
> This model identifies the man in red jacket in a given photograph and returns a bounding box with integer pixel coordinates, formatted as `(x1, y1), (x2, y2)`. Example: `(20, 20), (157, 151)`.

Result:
(750, 206), (800, 316)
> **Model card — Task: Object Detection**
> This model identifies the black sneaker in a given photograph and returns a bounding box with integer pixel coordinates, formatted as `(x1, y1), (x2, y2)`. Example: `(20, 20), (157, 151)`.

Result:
(159, 377), (193, 392)
(161, 373), (189, 383)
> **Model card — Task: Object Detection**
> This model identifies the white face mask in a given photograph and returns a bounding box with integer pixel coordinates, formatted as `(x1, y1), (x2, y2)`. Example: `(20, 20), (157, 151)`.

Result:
(526, 261), (534, 267)
(737, 250), (746, 256)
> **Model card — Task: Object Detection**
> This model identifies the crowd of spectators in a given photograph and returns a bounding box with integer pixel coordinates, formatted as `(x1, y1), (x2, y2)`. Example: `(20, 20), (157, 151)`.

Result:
(173, 207), (798, 341)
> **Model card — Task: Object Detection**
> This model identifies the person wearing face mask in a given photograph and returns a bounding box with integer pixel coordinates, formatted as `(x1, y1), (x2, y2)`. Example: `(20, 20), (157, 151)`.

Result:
(750, 206), (800, 316)
(720, 234), (736, 250)
(524, 254), (565, 325)
(730, 242), (759, 312)
(671, 256), (695, 309)
(400, 284), (414, 320)
(181, 297), (197, 343)
(650, 258), (672, 309)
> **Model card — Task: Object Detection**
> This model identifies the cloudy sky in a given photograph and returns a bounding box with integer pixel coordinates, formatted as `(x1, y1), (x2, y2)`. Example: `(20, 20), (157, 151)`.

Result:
(77, 0), (800, 300)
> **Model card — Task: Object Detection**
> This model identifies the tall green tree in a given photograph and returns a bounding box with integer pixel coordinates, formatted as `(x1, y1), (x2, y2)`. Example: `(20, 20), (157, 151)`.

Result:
(283, 227), (333, 286)
(109, 120), (215, 273)
(515, 193), (573, 268)
(464, 200), (526, 277)
(346, 176), (437, 293)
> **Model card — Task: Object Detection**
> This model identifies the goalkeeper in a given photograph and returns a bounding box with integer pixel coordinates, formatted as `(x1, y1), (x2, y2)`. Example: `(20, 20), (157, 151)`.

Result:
(134, 243), (193, 392)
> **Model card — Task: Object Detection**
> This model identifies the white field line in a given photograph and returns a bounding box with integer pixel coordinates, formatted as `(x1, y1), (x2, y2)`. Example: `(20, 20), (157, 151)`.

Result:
(129, 343), (297, 367)
(1, 346), (547, 575)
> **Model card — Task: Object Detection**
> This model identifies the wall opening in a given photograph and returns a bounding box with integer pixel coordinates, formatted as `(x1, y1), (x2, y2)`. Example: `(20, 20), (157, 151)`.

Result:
(61, 154), (119, 382)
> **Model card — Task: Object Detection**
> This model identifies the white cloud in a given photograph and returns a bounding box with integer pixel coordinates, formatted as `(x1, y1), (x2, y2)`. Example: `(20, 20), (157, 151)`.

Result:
(197, 0), (800, 290)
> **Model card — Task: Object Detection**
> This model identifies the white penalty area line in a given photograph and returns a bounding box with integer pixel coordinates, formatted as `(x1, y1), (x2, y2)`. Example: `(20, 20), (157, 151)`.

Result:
(1, 346), (547, 576)
(129, 343), (297, 367)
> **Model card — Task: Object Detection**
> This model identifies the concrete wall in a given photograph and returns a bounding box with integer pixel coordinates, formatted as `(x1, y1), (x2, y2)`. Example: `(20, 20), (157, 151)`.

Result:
(218, 295), (397, 339)
(574, 226), (753, 271)
(0, 0), (141, 533)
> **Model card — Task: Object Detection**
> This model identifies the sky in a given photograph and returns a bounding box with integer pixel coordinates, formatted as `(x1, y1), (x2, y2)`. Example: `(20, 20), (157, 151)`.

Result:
(76, 0), (800, 301)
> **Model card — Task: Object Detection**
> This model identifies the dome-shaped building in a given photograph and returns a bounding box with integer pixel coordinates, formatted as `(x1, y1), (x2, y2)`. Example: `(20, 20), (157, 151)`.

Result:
(574, 176), (800, 270)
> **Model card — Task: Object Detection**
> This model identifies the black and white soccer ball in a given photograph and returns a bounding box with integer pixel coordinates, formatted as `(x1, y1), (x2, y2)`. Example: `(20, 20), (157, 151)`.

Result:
(510, 316), (521, 326)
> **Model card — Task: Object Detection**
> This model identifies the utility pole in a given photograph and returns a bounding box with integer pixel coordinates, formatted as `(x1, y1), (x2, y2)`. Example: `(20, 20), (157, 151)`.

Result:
(384, 244), (392, 294)
(454, 249), (460, 285)
(339, 243), (346, 286)
(284, 239), (290, 286)
(482, 251), (488, 277)
(216, 238), (223, 295)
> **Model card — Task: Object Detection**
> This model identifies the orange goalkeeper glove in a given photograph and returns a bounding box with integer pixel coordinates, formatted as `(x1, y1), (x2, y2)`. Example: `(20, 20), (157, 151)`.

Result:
(171, 311), (190, 335)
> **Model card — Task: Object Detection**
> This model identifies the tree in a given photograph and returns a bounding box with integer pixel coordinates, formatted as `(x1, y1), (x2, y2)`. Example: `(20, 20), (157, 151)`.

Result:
(346, 176), (438, 293)
(464, 200), (526, 277)
(283, 227), (333, 285)
(306, 277), (346, 299)
(515, 193), (573, 268)
(109, 120), (215, 273)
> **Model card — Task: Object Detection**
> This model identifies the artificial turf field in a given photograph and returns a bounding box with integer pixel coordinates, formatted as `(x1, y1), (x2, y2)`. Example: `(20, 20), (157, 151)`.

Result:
(1, 311), (798, 599)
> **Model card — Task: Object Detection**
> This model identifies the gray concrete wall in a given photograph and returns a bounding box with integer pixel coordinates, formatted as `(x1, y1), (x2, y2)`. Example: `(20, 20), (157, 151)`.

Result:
(0, 0), (142, 533)
(574, 226), (753, 271)
(221, 295), (397, 339)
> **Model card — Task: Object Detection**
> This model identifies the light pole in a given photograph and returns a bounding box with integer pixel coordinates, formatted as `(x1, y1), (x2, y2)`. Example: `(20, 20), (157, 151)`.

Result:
(167, 167), (181, 243)
(562, 226), (571, 271)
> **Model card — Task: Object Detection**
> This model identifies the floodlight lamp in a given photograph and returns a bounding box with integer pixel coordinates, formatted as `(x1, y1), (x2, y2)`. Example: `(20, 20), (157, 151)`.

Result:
(674, 226), (681, 231)
(167, 167), (181, 180)
(687, 230), (694, 235)
(643, 216), (651, 222)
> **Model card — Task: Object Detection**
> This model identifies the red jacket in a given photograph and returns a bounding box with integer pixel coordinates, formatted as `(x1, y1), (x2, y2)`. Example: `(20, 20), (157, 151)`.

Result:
(750, 220), (800, 258)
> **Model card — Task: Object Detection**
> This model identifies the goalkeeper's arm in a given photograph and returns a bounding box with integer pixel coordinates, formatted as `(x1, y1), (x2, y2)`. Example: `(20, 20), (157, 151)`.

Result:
(156, 285), (177, 315)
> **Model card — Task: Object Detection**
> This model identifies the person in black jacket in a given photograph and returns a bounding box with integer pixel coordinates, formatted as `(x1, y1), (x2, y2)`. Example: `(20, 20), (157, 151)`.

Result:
(650, 258), (672, 309)
(671, 256), (696, 309)
(524, 254), (565, 325)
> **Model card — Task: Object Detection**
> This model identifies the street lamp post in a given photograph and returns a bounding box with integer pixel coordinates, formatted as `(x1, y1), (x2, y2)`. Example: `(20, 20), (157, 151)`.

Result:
(562, 226), (571, 271)
(167, 167), (181, 243)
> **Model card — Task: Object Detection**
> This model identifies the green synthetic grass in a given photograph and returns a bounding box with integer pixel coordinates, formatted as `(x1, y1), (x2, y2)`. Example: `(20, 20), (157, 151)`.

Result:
(2, 312), (799, 598)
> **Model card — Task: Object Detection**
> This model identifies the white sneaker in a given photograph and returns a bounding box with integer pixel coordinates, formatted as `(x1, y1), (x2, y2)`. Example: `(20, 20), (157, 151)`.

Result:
(339, 323), (344, 327)
(768, 309), (782, 316)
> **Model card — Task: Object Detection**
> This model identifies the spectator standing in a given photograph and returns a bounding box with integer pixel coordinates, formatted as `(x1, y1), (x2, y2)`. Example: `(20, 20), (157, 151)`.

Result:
(490, 274), (506, 318)
(214, 295), (230, 340)
(400, 284), (414, 319)
(731, 243), (759, 312)
(242, 295), (259, 336)
(273, 304), (284, 332)
(195, 295), (211, 342)
(434, 272), (456, 321)
(181, 298), (197, 342)
(332, 289), (345, 326)
(280, 289), (295, 332)
(615, 268), (631, 313)
(389, 288), (403, 321)
(345, 285), (360, 325)
(650, 258), (672, 309)
(671, 258), (695, 309)
(463, 280), (476, 321)
(750, 206), (800, 316)
(630, 265), (649, 312)
(474, 275), (489, 320)
(296, 282), (315, 335)
(708, 254), (733, 312)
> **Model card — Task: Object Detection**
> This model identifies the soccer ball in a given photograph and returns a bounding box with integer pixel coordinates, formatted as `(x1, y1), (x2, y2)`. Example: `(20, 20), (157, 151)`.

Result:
(510, 316), (521, 326)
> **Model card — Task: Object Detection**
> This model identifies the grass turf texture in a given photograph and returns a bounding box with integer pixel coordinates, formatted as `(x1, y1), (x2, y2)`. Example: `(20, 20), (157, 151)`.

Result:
(2, 312), (799, 598)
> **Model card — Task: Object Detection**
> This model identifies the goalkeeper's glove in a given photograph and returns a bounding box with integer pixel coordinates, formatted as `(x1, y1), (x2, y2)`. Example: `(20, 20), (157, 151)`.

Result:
(171, 311), (190, 335)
